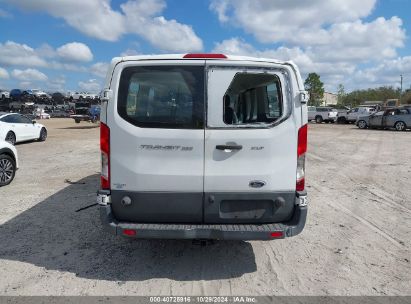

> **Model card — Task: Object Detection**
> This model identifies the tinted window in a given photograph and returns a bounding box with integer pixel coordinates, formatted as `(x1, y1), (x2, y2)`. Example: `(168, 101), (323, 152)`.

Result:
(1, 114), (19, 123)
(223, 73), (283, 125)
(118, 66), (205, 129)
(19, 115), (32, 123)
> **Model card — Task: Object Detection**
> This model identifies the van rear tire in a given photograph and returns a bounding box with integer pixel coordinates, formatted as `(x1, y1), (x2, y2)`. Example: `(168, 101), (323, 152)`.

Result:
(315, 116), (323, 124)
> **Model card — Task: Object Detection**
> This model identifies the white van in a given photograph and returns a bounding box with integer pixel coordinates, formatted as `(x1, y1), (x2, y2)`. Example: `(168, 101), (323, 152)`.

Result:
(97, 54), (308, 240)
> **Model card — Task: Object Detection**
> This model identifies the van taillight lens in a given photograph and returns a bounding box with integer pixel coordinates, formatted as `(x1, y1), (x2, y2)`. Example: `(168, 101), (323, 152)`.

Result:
(297, 124), (308, 191)
(100, 122), (110, 190)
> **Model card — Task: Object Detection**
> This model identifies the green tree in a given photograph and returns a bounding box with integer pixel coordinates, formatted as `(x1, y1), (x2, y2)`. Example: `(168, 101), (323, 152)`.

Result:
(341, 86), (401, 107)
(304, 73), (324, 106)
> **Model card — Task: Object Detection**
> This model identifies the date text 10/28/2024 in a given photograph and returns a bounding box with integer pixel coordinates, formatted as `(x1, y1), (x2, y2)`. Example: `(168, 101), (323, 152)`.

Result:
(149, 297), (257, 303)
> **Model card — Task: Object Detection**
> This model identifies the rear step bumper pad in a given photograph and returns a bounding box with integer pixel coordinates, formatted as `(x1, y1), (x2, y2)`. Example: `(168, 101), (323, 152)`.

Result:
(99, 204), (307, 240)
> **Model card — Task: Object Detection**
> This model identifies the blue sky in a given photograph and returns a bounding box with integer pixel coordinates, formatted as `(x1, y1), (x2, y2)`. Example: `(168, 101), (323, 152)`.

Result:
(0, 0), (410, 93)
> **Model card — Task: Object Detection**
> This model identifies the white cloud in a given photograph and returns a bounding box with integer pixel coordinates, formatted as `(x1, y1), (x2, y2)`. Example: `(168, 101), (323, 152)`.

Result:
(352, 56), (411, 89)
(0, 41), (48, 67)
(57, 42), (93, 62)
(90, 62), (109, 78)
(78, 79), (101, 92)
(214, 38), (354, 76)
(120, 48), (140, 56)
(210, 0), (377, 44)
(0, 40), (95, 69)
(0, 67), (9, 79)
(6, 0), (125, 42)
(11, 68), (48, 82)
(120, 0), (203, 52)
(7, 0), (203, 52)
(46, 75), (66, 92)
(210, 0), (407, 92)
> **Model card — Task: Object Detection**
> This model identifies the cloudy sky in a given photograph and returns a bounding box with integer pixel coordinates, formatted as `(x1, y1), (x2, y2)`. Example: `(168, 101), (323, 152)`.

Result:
(0, 0), (410, 93)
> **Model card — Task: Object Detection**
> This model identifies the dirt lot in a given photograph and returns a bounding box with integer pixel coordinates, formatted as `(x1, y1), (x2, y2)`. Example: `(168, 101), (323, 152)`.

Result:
(0, 119), (410, 296)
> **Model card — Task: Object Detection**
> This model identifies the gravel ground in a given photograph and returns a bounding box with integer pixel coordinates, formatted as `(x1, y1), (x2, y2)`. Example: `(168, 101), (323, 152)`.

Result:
(0, 119), (410, 296)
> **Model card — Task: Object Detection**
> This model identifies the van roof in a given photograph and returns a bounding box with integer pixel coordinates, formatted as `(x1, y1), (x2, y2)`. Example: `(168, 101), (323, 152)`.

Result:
(113, 54), (292, 66)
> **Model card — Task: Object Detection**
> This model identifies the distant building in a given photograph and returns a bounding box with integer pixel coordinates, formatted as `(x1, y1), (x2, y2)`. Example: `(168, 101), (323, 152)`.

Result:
(322, 92), (338, 105)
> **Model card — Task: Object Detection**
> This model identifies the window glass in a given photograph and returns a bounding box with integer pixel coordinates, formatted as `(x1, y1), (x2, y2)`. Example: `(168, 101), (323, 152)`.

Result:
(19, 115), (32, 123)
(2, 114), (18, 123)
(223, 73), (282, 125)
(118, 66), (204, 129)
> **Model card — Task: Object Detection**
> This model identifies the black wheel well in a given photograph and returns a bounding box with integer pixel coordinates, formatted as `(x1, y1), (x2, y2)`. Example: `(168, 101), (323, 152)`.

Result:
(0, 149), (16, 163)
(395, 120), (406, 125)
(6, 130), (15, 137)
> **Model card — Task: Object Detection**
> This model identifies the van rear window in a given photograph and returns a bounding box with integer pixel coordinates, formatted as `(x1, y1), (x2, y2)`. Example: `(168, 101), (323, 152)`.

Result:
(223, 73), (283, 125)
(118, 66), (204, 129)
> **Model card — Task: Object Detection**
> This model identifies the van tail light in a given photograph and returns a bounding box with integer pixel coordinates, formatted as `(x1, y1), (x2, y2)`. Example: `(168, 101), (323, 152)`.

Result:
(296, 124), (308, 191)
(100, 122), (110, 190)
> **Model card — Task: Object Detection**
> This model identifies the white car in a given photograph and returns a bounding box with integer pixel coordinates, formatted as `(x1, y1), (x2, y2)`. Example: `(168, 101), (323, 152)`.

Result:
(35, 109), (51, 119)
(69, 92), (98, 100)
(0, 112), (47, 145)
(0, 140), (18, 186)
(97, 53), (308, 241)
(31, 89), (51, 98)
(308, 106), (338, 123)
(0, 89), (9, 100)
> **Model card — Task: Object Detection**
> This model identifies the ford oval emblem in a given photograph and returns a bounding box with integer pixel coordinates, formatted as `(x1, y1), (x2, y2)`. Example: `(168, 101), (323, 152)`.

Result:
(249, 180), (266, 188)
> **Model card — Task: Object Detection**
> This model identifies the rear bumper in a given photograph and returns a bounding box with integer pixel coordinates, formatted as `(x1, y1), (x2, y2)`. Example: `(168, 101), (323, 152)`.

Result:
(98, 193), (307, 241)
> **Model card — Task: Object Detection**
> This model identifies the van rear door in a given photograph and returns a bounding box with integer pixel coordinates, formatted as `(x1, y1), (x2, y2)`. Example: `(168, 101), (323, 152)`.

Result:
(204, 64), (298, 224)
(110, 61), (206, 223)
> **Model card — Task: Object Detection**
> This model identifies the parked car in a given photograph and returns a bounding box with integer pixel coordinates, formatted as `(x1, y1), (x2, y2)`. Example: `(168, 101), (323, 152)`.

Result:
(0, 89), (9, 100)
(331, 105), (351, 123)
(97, 53), (308, 241)
(342, 106), (376, 123)
(51, 92), (66, 104)
(308, 106), (338, 123)
(0, 112), (47, 145)
(356, 108), (411, 131)
(31, 89), (51, 103)
(0, 140), (18, 186)
(14, 90), (35, 103)
(34, 108), (51, 119)
(9, 89), (22, 101)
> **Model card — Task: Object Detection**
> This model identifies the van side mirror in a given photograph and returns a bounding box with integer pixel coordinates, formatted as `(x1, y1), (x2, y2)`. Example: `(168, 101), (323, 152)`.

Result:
(32, 120), (36, 124)
(299, 91), (309, 104)
(101, 89), (112, 102)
